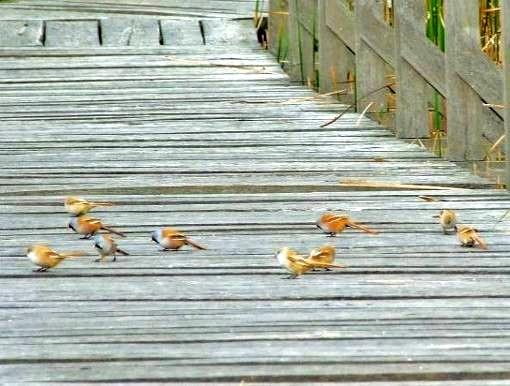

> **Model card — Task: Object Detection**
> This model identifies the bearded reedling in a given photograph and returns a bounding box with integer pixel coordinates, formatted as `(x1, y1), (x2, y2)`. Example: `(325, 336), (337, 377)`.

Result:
(65, 196), (113, 216)
(275, 247), (344, 279)
(27, 244), (86, 272)
(93, 234), (129, 262)
(151, 227), (206, 251)
(307, 245), (337, 271)
(455, 225), (487, 250)
(68, 216), (124, 239)
(434, 209), (457, 234)
(316, 212), (378, 236)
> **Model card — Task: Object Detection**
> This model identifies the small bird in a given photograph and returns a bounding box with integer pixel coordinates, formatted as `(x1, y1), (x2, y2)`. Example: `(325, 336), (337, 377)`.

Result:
(65, 196), (113, 216)
(316, 212), (378, 236)
(27, 244), (86, 272)
(151, 227), (206, 251)
(455, 225), (487, 250)
(68, 216), (124, 239)
(307, 245), (337, 270)
(275, 247), (344, 279)
(434, 209), (457, 234)
(93, 234), (129, 262)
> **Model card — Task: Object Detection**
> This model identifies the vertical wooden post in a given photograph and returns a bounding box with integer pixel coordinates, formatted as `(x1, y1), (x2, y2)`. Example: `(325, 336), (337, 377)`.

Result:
(268, 0), (288, 57)
(393, 0), (429, 138)
(504, 0), (510, 187)
(445, 0), (489, 161)
(355, 0), (388, 114)
(317, 0), (355, 104)
(287, 0), (317, 84)
(287, 0), (302, 81)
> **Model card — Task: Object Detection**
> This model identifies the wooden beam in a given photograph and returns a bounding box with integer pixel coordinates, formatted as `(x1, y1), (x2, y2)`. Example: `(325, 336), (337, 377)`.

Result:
(504, 0), (510, 187)
(318, 0), (355, 104)
(393, 0), (430, 139)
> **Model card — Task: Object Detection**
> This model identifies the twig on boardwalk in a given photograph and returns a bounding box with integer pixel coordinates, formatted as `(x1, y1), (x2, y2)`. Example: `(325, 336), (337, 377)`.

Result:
(320, 82), (395, 128)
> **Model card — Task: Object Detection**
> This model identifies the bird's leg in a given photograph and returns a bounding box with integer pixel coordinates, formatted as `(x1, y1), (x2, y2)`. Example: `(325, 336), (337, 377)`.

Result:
(327, 232), (336, 237)
(33, 267), (47, 272)
(112, 254), (116, 262)
(284, 274), (299, 279)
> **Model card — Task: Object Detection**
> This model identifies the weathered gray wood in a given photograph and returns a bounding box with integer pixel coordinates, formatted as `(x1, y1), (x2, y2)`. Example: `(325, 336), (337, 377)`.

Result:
(287, 0), (317, 83)
(201, 19), (257, 46)
(393, 0), (435, 139)
(318, 0), (355, 104)
(160, 19), (203, 46)
(1, 1), (510, 384)
(355, 0), (390, 114)
(268, 0), (288, 56)
(0, 0), (257, 19)
(45, 20), (100, 47)
(324, 0), (355, 51)
(504, 0), (510, 187)
(446, 0), (503, 161)
(0, 20), (44, 47)
(101, 18), (161, 47)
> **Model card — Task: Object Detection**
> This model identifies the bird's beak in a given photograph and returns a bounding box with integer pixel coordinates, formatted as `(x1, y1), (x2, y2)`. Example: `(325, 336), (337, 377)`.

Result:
(432, 215), (440, 218)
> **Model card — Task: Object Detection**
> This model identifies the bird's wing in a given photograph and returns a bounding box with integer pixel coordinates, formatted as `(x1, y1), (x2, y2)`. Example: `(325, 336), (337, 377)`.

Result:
(86, 218), (102, 225)
(287, 253), (310, 267)
(44, 250), (65, 260)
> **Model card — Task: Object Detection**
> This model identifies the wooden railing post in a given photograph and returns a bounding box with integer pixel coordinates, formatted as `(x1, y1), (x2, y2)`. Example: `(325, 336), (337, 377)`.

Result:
(355, 0), (392, 115)
(445, 0), (503, 161)
(268, 0), (288, 56)
(287, 0), (317, 84)
(504, 0), (510, 187)
(317, 0), (355, 103)
(393, 0), (430, 139)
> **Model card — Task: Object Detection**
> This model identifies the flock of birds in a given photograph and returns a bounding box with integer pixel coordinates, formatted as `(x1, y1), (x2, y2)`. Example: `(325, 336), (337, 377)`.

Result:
(25, 197), (487, 278)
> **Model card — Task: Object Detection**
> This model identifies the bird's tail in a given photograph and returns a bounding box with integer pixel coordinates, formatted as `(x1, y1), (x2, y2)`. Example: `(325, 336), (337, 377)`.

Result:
(474, 235), (488, 250)
(307, 261), (345, 269)
(90, 201), (114, 208)
(347, 221), (379, 234)
(101, 226), (125, 237)
(186, 238), (207, 250)
(59, 251), (89, 259)
(116, 248), (130, 256)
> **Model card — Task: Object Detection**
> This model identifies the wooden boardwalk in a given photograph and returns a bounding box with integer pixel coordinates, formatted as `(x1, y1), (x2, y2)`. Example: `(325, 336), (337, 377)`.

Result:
(1, 2), (510, 384)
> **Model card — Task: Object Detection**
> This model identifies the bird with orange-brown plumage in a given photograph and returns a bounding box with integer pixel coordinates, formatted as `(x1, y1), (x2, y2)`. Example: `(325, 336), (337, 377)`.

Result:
(65, 196), (113, 216)
(275, 246), (344, 279)
(27, 244), (87, 272)
(316, 212), (378, 236)
(151, 227), (206, 251)
(68, 215), (124, 239)
(455, 225), (487, 250)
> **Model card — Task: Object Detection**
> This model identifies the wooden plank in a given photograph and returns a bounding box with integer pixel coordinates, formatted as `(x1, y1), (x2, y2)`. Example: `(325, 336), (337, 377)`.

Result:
(505, 0), (510, 187)
(356, 0), (394, 67)
(160, 19), (203, 46)
(318, 0), (355, 105)
(324, 0), (355, 51)
(101, 17), (161, 47)
(446, 0), (504, 161)
(0, 20), (44, 47)
(45, 20), (100, 47)
(0, 2), (509, 383)
(393, 0), (438, 139)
